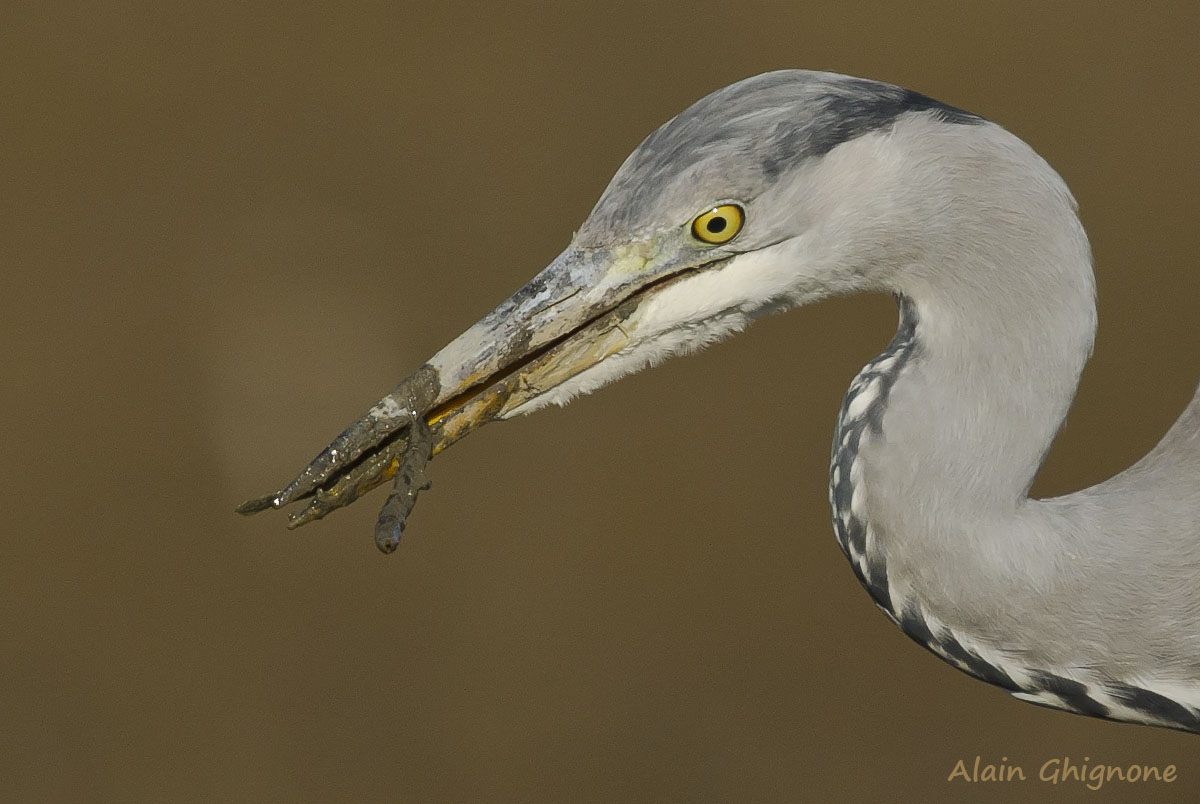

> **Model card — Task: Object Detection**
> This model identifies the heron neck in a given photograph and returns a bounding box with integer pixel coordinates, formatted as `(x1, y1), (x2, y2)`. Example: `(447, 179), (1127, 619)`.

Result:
(832, 236), (1097, 631)
(881, 271), (1096, 512)
(842, 114), (1098, 527)
(821, 107), (1200, 732)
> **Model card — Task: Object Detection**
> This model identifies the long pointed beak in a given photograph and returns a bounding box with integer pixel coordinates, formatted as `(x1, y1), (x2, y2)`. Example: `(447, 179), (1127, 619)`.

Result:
(237, 242), (695, 551)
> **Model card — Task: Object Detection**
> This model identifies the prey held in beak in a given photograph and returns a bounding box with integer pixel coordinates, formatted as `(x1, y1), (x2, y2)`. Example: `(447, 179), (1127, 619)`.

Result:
(237, 242), (707, 552)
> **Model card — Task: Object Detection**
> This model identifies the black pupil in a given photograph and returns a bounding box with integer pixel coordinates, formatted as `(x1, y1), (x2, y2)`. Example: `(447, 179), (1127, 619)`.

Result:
(705, 216), (727, 234)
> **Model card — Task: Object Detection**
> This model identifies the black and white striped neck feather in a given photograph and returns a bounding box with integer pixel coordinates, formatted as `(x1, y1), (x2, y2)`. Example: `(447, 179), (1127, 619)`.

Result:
(830, 296), (1200, 734)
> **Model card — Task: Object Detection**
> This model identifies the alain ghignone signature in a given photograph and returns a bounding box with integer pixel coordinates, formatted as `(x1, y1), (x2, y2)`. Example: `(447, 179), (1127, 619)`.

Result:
(948, 756), (1178, 792)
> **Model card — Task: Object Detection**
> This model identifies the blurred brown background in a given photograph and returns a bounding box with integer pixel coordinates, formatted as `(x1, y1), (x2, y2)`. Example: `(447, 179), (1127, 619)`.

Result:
(4, 1), (1199, 802)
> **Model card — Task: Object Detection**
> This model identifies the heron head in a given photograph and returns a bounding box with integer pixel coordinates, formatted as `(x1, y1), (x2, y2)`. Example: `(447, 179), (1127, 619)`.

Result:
(240, 69), (988, 535)
(425, 70), (982, 436)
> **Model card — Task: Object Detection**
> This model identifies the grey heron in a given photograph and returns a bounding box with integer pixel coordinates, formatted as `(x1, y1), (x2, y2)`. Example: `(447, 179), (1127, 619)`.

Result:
(239, 70), (1200, 734)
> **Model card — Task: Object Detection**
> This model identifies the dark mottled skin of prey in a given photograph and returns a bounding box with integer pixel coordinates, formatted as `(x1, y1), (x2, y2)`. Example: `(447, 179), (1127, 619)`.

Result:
(236, 364), (440, 538)
(374, 418), (435, 554)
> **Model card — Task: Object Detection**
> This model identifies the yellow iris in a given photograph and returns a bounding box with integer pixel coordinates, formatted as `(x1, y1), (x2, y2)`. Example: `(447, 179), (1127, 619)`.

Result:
(691, 203), (744, 244)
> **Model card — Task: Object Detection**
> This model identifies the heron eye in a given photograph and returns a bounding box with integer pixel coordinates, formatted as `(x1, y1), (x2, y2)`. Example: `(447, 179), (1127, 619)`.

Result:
(691, 204), (744, 245)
